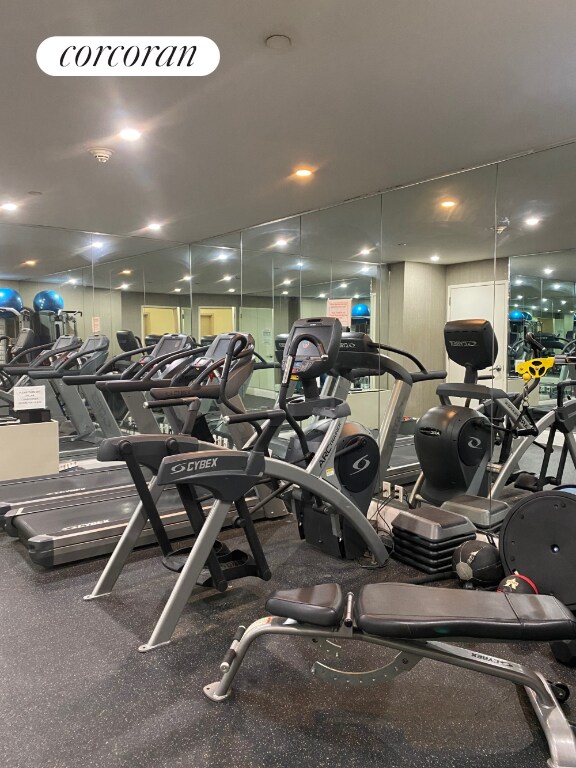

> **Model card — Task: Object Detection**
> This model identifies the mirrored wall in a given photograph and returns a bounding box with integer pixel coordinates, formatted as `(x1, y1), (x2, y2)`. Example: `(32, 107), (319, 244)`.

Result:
(6, 138), (576, 427)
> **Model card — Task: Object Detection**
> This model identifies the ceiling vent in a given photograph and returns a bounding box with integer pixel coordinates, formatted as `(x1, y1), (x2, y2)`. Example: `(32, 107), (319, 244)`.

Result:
(88, 147), (114, 164)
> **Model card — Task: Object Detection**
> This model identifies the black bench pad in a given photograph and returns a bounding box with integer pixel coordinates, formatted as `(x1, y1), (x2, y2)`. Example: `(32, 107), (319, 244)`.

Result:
(356, 583), (576, 641)
(266, 584), (345, 627)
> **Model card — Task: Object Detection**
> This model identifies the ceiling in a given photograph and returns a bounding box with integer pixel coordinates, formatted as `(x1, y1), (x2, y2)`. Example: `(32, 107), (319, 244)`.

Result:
(2, 0), (576, 253)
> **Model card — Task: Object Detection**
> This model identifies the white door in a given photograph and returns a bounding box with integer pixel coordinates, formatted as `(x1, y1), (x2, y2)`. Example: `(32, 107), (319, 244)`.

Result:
(447, 281), (508, 392)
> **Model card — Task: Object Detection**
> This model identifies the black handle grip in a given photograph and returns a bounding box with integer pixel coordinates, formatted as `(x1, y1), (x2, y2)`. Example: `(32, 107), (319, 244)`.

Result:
(225, 409), (286, 425)
(145, 397), (198, 409)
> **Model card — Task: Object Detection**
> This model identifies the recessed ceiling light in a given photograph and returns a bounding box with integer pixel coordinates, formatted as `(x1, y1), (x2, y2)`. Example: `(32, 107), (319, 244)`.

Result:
(24, 260), (37, 266)
(173, 288), (182, 293)
(297, 260), (303, 267)
(440, 201), (457, 208)
(525, 216), (541, 226)
(360, 266), (369, 273)
(223, 275), (233, 282)
(542, 298), (548, 302)
(562, 300), (567, 305)
(515, 279), (523, 285)
(319, 293), (326, 298)
(1, 203), (18, 211)
(68, 278), (78, 285)
(217, 253), (228, 261)
(353, 294), (359, 299)
(360, 248), (371, 256)
(340, 282), (348, 288)
(553, 283), (560, 290)
(282, 290), (288, 295)
(228, 288), (236, 293)
(513, 304), (518, 308)
(120, 269), (132, 275)
(531, 306), (537, 310)
(294, 169), (313, 178)
(182, 275), (192, 281)
(274, 238), (288, 247)
(147, 222), (162, 231)
(430, 255), (440, 262)
(92, 241), (104, 249)
(119, 283), (130, 290)
(119, 128), (142, 142)
(544, 268), (553, 275)
(282, 279), (292, 285)
(517, 295), (523, 299)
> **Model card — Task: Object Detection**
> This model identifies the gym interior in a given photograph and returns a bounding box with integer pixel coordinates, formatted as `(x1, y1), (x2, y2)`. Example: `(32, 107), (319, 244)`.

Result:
(2, 3), (576, 767)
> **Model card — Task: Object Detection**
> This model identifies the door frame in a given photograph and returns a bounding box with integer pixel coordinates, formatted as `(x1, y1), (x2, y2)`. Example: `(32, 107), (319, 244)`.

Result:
(141, 305), (182, 339)
(198, 306), (236, 338)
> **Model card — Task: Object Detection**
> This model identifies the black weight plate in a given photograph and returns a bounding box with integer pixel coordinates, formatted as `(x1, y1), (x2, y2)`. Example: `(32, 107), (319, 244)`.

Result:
(499, 490), (576, 609)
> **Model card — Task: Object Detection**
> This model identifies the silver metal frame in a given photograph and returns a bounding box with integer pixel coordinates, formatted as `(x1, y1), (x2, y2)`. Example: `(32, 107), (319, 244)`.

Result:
(205, 616), (576, 768)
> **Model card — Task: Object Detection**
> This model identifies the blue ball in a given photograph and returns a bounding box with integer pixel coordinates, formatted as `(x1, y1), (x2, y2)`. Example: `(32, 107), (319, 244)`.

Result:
(0, 288), (24, 318)
(33, 290), (65, 313)
(352, 303), (370, 318)
(509, 310), (524, 321)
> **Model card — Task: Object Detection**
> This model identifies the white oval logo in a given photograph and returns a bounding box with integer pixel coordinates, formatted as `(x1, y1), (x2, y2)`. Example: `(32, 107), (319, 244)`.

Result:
(37, 36), (220, 76)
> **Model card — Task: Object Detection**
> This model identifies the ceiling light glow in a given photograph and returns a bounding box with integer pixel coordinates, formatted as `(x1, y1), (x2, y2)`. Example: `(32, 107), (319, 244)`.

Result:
(282, 279), (292, 285)
(147, 222), (162, 231)
(544, 268), (553, 275)
(120, 269), (132, 275)
(1, 203), (18, 211)
(319, 293), (326, 298)
(360, 248), (370, 256)
(340, 282), (348, 288)
(92, 241), (103, 249)
(282, 290), (288, 295)
(24, 260), (37, 266)
(295, 169), (313, 177)
(223, 275), (232, 282)
(430, 255), (440, 262)
(119, 128), (142, 142)
(274, 238), (288, 247)
(441, 201), (456, 208)
(173, 288), (182, 293)
(525, 217), (541, 226)
(228, 288), (235, 293)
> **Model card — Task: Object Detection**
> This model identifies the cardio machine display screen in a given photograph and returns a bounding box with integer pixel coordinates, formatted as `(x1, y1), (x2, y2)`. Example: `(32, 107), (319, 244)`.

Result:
(152, 337), (186, 358)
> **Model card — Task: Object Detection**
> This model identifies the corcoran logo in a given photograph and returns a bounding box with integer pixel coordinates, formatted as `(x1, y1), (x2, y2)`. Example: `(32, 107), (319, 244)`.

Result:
(170, 457), (219, 475)
(37, 37), (220, 77)
(448, 340), (477, 347)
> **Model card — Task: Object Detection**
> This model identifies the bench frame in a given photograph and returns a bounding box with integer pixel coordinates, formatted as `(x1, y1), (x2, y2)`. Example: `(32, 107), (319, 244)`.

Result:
(205, 615), (576, 768)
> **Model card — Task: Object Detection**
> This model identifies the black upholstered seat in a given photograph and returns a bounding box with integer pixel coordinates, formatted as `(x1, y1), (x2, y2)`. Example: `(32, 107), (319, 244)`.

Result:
(356, 583), (576, 641)
(265, 584), (345, 627)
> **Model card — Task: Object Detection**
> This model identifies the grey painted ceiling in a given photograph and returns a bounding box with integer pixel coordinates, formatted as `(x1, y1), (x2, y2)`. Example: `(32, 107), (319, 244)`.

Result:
(2, 0), (576, 250)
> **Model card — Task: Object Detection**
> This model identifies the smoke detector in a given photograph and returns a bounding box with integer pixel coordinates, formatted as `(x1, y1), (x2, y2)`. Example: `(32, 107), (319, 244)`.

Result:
(88, 147), (114, 164)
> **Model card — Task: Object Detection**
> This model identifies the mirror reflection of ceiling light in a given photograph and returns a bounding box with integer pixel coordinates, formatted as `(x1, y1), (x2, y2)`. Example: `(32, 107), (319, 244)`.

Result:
(525, 217), (541, 226)
(440, 201), (456, 208)
(1, 203), (18, 211)
(531, 305), (537, 310)
(562, 301), (567, 305)
(353, 294), (359, 299)
(544, 268), (553, 275)
(182, 275), (192, 281)
(223, 275), (233, 282)
(147, 222), (162, 231)
(515, 279), (523, 285)
(173, 288), (181, 293)
(282, 290), (288, 295)
(217, 253), (228, 261)
(318, 293), (326, 298)
(274, 238), (288, 247)
(516, 295), (523, 299)
(542, 298), (548, 302)
(228, 288), (235, 293)
(360, 266), (369, 273)
(119, 128), (142, 141)
(297, 260), (303, 267)
(282, 279), (292, 285)
(119, 283), (130, 290)
(120, 269), (132, 275)
(430, 255), (440, 262)
(513, 304), (518, 308)
(340, 282), (348, 288)
(553, 283), (560, 290)
(294, 169), (313, 177)
(24, 260), (37, 266)
(360, 248), (370, 256)
(68, 279), (77, 285)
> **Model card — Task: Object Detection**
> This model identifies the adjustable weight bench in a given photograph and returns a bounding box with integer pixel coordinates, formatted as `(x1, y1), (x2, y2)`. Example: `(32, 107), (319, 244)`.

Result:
(205, 583), (576, 768)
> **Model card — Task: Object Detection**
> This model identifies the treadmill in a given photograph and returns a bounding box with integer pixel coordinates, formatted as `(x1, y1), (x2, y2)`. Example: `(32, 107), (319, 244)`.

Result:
(2, 333), (286, 566)
(0, 333), (197, 511)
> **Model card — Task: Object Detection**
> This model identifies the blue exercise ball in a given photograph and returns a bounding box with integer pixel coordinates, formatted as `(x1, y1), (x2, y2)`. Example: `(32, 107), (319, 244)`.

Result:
(0, 287), (24, 318)
(33, 290), (65, 313)
(509, 310), (524, 321)
(352, 303), (370, 318)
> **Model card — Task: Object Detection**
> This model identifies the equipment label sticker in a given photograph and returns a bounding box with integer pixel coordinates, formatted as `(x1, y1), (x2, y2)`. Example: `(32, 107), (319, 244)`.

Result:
(13, 386), (46, 411)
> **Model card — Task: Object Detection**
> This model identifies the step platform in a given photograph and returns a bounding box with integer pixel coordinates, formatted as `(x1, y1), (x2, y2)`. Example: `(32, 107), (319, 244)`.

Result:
(441, 494), (509, 530)
(391, 505), (476, 574)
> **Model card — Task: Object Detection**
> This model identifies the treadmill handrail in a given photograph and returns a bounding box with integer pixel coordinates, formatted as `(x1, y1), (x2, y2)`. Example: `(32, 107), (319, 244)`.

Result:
(131, 342), (196, 380)
(4, 339), (82, 374)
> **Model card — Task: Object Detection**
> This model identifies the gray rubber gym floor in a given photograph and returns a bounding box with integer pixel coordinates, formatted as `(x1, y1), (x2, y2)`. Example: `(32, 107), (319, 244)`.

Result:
(1, 504), (575, 768)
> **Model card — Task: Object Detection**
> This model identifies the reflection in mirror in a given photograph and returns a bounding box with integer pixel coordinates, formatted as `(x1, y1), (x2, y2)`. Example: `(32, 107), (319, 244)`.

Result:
(190, 243), (241, 342)
(498, 142), (576, 399)
(382, 165), (499, 417)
